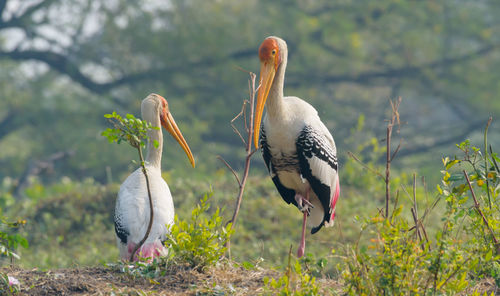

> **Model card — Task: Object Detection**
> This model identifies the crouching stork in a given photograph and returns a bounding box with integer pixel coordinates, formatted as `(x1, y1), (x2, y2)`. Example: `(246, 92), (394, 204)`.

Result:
(114, 93), (195, 261)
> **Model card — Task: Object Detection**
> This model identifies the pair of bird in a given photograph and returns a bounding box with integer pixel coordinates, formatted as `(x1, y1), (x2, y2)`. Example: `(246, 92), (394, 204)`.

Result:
(114, 36), (340, 261)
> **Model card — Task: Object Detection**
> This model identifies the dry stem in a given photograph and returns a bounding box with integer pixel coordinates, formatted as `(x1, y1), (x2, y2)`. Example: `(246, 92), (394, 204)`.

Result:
(219, 71), (258, 256)
(385, 97), (402, 218)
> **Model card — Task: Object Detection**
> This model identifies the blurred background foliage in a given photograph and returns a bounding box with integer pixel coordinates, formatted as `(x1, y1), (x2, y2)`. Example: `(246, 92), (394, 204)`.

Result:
(0, 0), (499, 268)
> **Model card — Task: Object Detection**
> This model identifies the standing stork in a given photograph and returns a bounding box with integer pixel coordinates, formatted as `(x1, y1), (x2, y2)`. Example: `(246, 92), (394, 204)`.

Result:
(114, 93), (195, 261)
(254, 37), (340, 257)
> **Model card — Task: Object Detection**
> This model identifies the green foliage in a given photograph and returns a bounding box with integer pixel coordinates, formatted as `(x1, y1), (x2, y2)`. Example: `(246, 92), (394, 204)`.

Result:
(342, 211), (470, 295)
(342, 130), (500, 295)
(263, 253), (322, 296)
(3, 178), (118, 268)
(0, 216), (28, 262)
(439, 139), (500, 285)
(165, 192), (233, 269)
(102, 112), (159, 150)
(111, 192), (232, 279)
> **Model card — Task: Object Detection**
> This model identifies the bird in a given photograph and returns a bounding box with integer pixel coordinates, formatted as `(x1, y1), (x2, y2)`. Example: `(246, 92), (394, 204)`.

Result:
(114, 93), (195, 261)
(254, 36), (340, 258)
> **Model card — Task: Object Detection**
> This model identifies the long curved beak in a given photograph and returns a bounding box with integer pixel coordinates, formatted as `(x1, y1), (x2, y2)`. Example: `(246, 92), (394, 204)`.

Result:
(253, 61), (276, 148)
(162, 112), (195, 168)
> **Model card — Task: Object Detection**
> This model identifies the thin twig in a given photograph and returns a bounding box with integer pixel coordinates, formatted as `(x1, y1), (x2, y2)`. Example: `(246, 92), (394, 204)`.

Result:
(441, 257), (471, 288)
(129, 146), (154, 261)
(347, 151), (385, 180)
(230, 100), (248, 145)
(391, 139), (402, 161)
(222, 72), (259, 257)
(410, 174), (425, 250)
(463, 170), (500, 254)
(217, 155), (241, 186)
(227, 72), (257, 228)
(385, 121), (392, 218)
(484, 117), (492, 209)
(384, 97), (402, 218)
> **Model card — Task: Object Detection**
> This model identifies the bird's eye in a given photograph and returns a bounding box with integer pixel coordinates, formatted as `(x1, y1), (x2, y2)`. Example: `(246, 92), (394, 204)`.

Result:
(272, 50), (276, 55)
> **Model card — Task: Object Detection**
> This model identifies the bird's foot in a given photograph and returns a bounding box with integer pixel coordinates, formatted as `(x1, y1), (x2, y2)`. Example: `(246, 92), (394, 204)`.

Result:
(295, 193), (314, 214)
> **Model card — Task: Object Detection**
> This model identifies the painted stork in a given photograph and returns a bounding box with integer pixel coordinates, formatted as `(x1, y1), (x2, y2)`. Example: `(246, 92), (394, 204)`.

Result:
(254, 36), (340, 258)
(114, 93), (195, 261)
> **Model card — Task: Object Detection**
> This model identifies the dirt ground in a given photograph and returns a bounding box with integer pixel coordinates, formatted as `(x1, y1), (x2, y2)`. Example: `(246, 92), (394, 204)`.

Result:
(1, 264), (496, 295)
(1, 263), (283, 295)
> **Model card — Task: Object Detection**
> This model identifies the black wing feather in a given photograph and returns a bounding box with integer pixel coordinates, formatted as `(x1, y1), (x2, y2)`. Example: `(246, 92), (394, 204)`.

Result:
(260, 127), (297, 207)
(296, 125), (338, 234)
(114, 213), (129, 244)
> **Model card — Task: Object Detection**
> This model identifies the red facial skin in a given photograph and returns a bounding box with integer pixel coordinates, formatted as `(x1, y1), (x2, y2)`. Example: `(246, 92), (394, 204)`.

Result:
(259, 38), (281, 69)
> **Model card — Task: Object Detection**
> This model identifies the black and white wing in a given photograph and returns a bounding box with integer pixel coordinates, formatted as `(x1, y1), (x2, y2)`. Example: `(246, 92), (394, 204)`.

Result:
(114, 212), (129, 245)
(296, 125), (339, 234)
(260, 126), (297, 207)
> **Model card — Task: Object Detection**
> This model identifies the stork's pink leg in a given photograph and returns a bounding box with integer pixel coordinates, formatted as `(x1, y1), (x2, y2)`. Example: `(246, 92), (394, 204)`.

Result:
(297, 188), (310, 258)
(297, 211), (307, 258)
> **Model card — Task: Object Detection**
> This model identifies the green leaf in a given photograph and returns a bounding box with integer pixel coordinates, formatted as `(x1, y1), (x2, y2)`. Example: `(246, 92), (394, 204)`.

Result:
(437, 184), (443, 195)
(485, 249), (493, 262)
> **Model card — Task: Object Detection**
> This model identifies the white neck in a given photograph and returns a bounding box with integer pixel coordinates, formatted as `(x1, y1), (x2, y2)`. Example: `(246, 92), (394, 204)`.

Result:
(266, 40), (288, 119)
(142, 100), (163, 169)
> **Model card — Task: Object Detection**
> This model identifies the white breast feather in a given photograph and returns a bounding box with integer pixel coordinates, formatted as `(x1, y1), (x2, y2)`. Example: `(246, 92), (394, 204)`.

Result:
(115, 166), (174, 245)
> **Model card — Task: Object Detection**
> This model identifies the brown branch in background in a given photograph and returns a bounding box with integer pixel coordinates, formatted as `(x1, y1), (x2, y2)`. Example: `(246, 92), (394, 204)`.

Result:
(483, 117), (492, 209)
(218, 71), (258, 257)
(216, 156), (241, 186)
(463, 170), (500, 255)
(230, 100), (249, 145)
(14, 150), (75, 198)
(385, 97), (402, 218)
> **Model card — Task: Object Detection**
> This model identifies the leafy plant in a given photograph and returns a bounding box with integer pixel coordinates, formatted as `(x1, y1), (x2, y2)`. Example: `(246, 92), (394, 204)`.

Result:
(341, 105), (499, 295)
(342, 209), (471, 295)
(438, 137), (500, 285)
(111, 191), (232, 278)
(0, 216), (28, 262)
(165, 192), (233, 269)
(263, 248), (322, 296)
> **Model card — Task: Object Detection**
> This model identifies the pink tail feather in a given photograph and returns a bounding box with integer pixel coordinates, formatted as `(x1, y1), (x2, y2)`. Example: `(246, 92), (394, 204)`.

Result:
(127, 241), (167, 261)
(329, 175), (340, 222)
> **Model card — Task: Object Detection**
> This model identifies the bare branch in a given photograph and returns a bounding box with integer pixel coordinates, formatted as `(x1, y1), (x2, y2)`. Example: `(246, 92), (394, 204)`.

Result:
(217, 155), (241, 186)
(14, 150), (75, 198)
(230, 100), (248, 145)
(0, 0), (57, 29)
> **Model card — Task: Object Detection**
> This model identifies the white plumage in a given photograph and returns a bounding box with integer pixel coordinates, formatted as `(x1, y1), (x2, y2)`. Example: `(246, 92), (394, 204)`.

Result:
(114, 93), (195, 261)
(254, 37), (340, 258)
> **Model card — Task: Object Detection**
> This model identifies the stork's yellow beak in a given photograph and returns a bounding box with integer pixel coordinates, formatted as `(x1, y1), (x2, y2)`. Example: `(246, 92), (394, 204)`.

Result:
(162, 112), (195, 168)
(253, 61), (276, 148)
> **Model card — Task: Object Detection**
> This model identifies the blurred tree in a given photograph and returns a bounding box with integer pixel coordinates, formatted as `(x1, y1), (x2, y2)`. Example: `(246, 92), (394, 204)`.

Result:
(0, 0), (499, 183)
